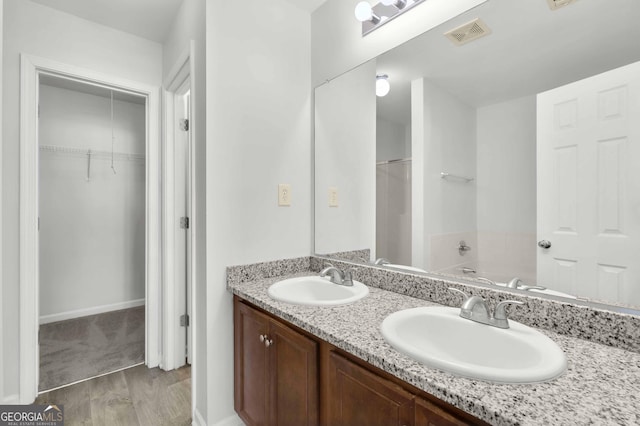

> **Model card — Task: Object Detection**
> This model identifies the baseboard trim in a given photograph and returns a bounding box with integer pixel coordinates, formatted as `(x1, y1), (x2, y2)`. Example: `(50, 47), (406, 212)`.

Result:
(2, 394), (19, 404)
(39, 299), (145, 324)
(193, 408), (206, 426)
(211, 413), (244, 426)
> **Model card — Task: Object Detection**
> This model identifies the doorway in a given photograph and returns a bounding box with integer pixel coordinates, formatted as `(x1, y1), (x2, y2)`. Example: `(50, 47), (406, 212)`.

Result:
(37, 74), (148, 391)
(162, 48), (194, 372)
(19, 55), (162, 403)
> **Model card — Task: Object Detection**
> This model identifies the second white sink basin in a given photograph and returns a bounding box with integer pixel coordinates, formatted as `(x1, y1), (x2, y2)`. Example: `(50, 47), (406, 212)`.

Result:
(381, 306), (567, 384)
(268, 276), (369, 306)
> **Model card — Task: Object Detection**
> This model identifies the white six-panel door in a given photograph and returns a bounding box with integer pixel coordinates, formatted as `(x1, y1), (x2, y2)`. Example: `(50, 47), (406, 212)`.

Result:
(537, 61), (640, 306)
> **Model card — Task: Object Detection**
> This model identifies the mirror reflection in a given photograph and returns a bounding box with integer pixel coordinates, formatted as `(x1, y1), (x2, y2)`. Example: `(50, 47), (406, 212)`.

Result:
(314, 0), (640, 309)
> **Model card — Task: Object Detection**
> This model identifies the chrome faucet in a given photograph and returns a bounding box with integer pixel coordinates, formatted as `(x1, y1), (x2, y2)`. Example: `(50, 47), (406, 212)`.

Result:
(319, 263), (355, 286)
(373, 258), (390, 265)
(475, 277), (496, 287)
(507, 277), (547, 292)
(449, 288), (523, 329)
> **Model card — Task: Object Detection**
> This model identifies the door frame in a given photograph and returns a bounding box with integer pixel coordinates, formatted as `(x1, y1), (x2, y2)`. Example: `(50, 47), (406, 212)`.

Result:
(19, 54), (161, 403)
(162, 42), (195, 372)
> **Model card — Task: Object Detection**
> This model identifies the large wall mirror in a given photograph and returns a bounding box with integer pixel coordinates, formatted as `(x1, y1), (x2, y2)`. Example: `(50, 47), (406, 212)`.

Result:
(314, 0), (640, 311)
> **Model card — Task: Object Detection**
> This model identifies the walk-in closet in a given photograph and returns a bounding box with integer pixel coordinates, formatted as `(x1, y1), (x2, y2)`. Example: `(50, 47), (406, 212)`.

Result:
(37, 74), (147, 391)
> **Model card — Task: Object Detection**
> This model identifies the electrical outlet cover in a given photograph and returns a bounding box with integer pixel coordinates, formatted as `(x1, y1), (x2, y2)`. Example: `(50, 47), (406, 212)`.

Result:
(278, 184), (291, 206)
(328, 187), (338, 207)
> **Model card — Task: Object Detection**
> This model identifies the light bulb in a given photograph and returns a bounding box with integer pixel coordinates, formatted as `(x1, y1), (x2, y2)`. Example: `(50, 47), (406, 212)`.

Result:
(354, 2), (374, 22)
(376, 75), (390, 97)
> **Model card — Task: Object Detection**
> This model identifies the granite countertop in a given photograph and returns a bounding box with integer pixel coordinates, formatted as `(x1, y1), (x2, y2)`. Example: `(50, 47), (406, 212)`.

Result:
(228, 272), (640, 426)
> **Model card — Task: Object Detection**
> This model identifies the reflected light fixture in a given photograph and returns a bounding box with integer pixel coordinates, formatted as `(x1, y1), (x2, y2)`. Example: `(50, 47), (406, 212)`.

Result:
(354, 1), (380, 24)
(355, 0), (425, 36)
(376, 74), (390, 97)
(381, 0), (407, 9)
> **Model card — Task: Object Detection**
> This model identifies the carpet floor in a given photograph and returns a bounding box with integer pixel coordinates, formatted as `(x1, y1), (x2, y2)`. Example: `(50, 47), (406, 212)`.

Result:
(39, 306), (145, 391)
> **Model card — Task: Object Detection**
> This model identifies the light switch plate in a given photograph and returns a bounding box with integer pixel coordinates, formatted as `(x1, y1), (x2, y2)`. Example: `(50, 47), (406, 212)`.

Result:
(278, 184), (291, 206)
(328, 187), (338, 207)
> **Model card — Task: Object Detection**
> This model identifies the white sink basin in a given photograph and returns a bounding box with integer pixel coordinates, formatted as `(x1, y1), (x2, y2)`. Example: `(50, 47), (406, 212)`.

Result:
(268, 276), (369, 306)
(381, 306), (567, 383)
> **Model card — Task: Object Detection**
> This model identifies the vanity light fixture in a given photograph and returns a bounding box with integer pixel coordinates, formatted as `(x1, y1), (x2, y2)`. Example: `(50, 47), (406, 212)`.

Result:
(376, 74), (390, 97)
(354, 1), (381, 24)
(355, 0), (426, 36)
(380, 0), (407, 9)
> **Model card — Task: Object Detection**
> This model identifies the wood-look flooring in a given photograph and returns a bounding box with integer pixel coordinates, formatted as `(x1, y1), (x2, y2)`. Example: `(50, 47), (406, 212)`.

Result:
(35, 364), (191, 426)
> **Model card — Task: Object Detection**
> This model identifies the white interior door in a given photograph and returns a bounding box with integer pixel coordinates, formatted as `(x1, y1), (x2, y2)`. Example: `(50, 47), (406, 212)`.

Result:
(173, 83), (191, 367)
(537, 60), (640, 306)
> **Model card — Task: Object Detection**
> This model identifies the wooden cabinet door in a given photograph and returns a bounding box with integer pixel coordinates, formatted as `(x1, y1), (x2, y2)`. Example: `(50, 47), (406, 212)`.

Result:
(326, 351), (415, 426)
(268, 319), (319, 426)
(234, 301), (270, 426)
(415, 397), (477, 426)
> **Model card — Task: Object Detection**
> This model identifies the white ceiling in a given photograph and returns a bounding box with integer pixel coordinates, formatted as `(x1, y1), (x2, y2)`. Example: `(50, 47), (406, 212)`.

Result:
(29, 0), (327, 42)
(29, 0), (184, 43)
(376, 0), (640, 126)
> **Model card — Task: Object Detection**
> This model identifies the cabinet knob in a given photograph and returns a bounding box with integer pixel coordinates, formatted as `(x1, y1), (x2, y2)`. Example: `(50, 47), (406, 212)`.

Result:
(259, 334), (266, 343)
(265, 338), (273, 347)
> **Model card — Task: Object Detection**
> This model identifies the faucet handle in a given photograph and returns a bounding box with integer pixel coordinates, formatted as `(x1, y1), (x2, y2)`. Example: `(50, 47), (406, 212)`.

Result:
(448, 287), (469, 303)
(343, 267), (356, 278)
(494, 300), (524, 320)
(342, 267), (357, 285)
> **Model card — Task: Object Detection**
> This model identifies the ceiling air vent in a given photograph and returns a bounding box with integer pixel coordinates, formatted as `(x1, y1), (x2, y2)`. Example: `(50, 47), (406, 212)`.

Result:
(546, 0), (577, 10)
(444, 18), (491, 47)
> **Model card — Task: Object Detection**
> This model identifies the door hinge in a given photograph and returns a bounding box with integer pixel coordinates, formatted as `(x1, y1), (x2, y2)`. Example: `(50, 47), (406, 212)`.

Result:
(180, 216), (189, 229)
(179, 118), (189, 131)
(180, 314), (190, 327)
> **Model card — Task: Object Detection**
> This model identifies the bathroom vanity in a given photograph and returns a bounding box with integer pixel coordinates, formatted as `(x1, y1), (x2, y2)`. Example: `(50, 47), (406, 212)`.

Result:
(228, 258), (640, 426)
(234, 295), (486, 426)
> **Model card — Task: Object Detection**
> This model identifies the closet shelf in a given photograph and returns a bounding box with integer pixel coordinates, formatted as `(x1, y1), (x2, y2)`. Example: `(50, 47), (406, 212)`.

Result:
(39, 145), (145, 161)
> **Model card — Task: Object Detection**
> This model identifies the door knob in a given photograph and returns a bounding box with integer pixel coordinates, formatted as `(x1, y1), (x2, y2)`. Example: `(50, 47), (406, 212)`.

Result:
(538, 240), (552, 249)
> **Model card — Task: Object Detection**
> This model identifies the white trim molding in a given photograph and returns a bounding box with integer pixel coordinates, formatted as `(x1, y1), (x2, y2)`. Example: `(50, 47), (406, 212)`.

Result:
(212, 413), (245, 426)
(161, 41), (195, 372)
(1, 394), (19, 405)
(19, 54), (162, 404)
(39, 299), (145, 325)
(0, 0), (5, 404)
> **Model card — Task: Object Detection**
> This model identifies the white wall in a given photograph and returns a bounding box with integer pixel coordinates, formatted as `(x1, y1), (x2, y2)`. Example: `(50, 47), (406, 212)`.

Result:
(161, 0), (206, 419)
(315, 60), (376, 257)
(2, 0), (162, 400)
(476, 95), (537, 281)
(476, 95), (536, 233)
(38, 85), (145, 321)
(377, 117), (410, 162)
(0, 0), (4, 404)
(311, 0), (487, 86)
(39, 86), (146, 153)
(205, 0), (311, 423)
(412, 78), (477, 270)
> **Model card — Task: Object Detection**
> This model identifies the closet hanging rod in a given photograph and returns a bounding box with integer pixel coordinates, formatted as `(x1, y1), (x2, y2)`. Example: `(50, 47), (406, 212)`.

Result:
(39, 145), (145, 161)
(440, 172), (474, 183)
